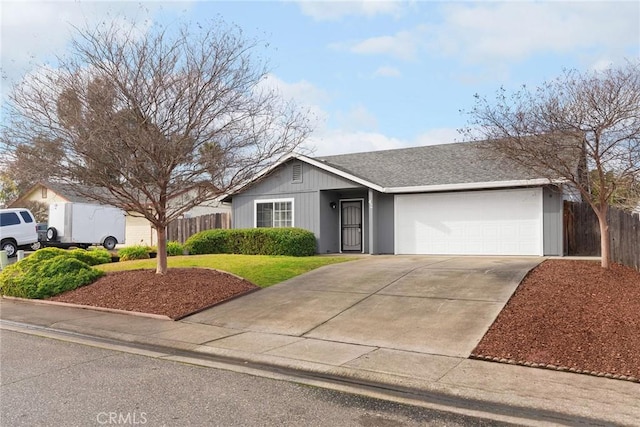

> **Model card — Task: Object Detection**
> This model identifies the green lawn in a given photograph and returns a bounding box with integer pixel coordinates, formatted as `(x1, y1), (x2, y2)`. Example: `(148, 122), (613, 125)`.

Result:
(96, 254), (357, 287)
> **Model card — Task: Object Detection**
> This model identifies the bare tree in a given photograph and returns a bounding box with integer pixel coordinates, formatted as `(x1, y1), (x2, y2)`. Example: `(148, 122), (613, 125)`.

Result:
(2, 19), (312, 274)
(462, 61), (640, 268)
(0, 136), (64, 201)
(0, 171), (19, 208)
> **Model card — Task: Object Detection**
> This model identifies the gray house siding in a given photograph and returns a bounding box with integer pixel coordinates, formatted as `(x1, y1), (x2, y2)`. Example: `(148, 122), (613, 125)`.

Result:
(319, 191), (340, 253)
(543, 186), (563, 256)
(231, 160), (371, 253)
(375, 192), (395, 254)
(232, 192), (319, 234)
(238, 160), (360, 196)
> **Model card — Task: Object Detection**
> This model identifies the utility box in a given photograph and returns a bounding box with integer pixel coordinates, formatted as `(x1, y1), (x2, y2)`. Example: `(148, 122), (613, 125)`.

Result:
(46, 203), (126, 250)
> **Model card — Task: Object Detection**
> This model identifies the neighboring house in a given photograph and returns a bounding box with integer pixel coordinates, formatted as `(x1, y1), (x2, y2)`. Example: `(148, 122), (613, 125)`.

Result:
(9, 182), (230, 246)
(222, 141), (575, 256)
(9, 182), (75, 207)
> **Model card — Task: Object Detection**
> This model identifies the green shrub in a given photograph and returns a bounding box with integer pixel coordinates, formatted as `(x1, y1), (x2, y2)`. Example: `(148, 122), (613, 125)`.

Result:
(184, 229), (229, 255)
(0, 250), (104, 299)
(167, 241), (184, 256)
(118, 245), (151, 261)
(28, 247), (112, 266)
(69, 248), (112, 265)
(184, 228), (316, 256)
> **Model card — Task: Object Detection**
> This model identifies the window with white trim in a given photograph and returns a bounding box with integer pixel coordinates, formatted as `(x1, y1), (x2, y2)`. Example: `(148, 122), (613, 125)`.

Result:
(255, 199), (293, 228)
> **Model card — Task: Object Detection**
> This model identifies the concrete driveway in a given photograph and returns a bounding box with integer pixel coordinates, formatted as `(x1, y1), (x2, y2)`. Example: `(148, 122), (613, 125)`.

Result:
(185, 256), (543, 358)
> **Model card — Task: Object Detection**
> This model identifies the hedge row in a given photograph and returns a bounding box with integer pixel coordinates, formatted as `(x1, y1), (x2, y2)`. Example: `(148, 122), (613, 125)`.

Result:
(184, 228), (316, 256)
(0, 247), (108, 299)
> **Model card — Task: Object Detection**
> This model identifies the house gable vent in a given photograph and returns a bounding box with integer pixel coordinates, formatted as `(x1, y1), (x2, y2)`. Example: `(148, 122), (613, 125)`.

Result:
(292, 163), (303, 183)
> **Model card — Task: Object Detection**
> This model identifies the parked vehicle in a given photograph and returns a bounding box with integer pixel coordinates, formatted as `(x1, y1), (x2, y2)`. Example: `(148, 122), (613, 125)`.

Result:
(30, 223), (49, 250)
(0, 208), (39, 257)
(46, 203), (125, 250)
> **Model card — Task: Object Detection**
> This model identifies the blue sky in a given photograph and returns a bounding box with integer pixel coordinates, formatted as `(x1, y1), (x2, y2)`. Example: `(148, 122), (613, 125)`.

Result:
(1, 1), (639, 155)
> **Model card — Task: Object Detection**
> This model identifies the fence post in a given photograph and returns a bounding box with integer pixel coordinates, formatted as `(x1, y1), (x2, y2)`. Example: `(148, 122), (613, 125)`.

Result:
(0, 250), (7, 270)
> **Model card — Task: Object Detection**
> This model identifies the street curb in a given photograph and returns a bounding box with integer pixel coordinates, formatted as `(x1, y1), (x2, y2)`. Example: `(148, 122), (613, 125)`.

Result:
(470, 353), (640, 384)
(0, 318), (617, 427)
(1, 296), (172, 321)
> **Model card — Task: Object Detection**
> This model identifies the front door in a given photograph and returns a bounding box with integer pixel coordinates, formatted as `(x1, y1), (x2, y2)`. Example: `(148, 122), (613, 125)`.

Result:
(341, 200), (362, 252)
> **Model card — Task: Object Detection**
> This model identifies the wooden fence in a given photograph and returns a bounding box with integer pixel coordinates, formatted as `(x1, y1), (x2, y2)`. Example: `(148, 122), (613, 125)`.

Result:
(564, 201), (640, 271)
(167, 213), (231, 243)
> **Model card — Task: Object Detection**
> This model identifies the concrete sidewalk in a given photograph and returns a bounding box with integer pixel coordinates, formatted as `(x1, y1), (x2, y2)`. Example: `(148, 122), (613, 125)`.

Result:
(0, 257), (640, 425)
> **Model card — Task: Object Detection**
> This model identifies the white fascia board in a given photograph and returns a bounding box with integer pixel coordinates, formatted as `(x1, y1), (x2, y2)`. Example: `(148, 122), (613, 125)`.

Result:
(385, 178), (557, 194)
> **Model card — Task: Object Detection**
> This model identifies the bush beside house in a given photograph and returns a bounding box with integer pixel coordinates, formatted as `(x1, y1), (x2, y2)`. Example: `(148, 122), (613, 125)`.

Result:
(185, 228), (316, 256)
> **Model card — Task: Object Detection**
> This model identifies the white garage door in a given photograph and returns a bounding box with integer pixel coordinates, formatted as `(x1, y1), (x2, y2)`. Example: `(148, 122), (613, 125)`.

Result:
(394, 188), (543, 256)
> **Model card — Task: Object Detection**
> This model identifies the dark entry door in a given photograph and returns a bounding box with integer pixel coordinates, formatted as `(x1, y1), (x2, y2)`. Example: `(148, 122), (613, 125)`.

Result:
(341, 200), (362, 252)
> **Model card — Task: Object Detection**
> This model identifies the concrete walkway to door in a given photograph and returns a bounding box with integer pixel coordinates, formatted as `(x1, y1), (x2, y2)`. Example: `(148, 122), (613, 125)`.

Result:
(186, 256), (542, 358)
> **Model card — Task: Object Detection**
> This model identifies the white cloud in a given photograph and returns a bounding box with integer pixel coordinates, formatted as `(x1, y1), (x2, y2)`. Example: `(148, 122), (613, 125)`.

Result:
(0, 1), (190, 89)
(590, 58), (615, 72)
(330, 2), (638, 67)
(261, 74), (331, 105)
(331, 26), (425, 60)
(260, 75), (456, 156)
(335, 105), (378, 131)
(414, 128), (462, 146)
(305, 123), (462, 156)
(305, 130), (407, 156)
(351, 30), (416, 60)
(307, 125), (464, 156)
(297, 0), (403, 21)
(373, 66), (401, 78)
(431, 2), (639, 63)
(258, 74), (331, 130)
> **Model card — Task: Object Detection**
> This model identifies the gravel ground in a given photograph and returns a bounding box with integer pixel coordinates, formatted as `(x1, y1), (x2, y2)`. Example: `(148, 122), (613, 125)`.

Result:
(49, 268), (258, 320)
(473, 260), (640, 380)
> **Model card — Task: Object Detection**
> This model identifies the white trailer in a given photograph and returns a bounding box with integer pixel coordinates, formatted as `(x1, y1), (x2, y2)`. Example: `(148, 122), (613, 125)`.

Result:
(46, 203), (126, 250)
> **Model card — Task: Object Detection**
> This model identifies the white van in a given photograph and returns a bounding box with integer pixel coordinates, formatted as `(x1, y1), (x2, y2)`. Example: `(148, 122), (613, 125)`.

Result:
(0, 208), (38, 257)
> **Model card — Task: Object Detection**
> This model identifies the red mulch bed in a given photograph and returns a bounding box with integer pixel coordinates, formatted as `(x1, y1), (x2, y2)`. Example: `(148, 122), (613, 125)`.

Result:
(49, 268), (259, 320)
(473, 260), (640, 380)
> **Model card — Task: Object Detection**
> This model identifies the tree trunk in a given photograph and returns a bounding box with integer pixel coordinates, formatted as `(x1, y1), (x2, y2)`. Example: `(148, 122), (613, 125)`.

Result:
(595, 205), (611, 269)
(156, 226), (168, 275)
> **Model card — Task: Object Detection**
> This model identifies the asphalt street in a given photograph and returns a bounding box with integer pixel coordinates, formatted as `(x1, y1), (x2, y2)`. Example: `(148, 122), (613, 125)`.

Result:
(0, 329), (511, 427)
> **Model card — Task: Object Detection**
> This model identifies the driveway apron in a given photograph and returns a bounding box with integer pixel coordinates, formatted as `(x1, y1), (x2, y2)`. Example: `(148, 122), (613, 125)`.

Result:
(185, 256), (542, 358)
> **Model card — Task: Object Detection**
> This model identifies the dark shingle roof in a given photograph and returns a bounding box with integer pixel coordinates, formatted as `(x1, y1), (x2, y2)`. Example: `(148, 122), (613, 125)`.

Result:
(315, 141), (549, 188)
(44, 182), (99, 203)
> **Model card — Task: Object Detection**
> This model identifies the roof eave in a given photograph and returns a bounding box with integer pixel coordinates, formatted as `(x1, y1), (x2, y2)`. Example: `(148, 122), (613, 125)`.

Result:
(218, 150), (568, 199)
(385, 178), (563, 194)
(219, 152), (386, 200)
